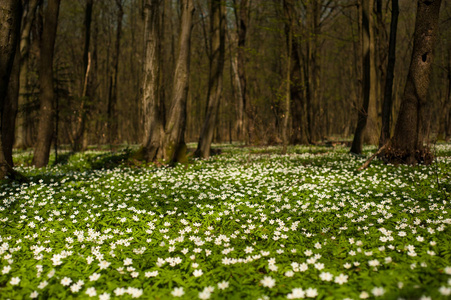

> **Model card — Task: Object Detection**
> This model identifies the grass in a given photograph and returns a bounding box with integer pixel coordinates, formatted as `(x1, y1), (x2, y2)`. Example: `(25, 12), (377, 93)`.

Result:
(1, 144), (451, 299)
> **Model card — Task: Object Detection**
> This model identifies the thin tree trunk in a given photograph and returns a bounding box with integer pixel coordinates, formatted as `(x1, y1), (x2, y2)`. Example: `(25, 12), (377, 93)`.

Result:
(389, 0), (442, 164)
(379, 0), (399, 147)
(0, 0), (22, 179)
(73, 0), (94, 152)
(446, 47), (451, 141)
(350, 0), (373, 154)
(281, 0), (293, 154)
(142, 0), (164, 161)
(234, 0), (249, 144)
(196, 0), (226, 158)
(162, 0), (194, 163)
(32, 0), (61, 168)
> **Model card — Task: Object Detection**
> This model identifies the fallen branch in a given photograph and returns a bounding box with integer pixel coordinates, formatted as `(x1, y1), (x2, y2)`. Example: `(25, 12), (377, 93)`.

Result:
(358, 143), (388, 171)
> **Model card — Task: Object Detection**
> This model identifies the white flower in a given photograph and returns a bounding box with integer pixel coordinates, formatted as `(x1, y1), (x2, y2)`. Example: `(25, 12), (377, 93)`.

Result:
(199, 290), (211, 299)
(193, 269), (203, 277)
(218, 281), (229, 290)
(70, 284), (82, 293)
(319, 272), (333, 281)
(9, 277), (20, 285)
(145, 271), (159, 277)
(124, 258), (133, 266)
(2, 265), (11, 274)
(244, 246), (254, 253)
(38, 281), (48, 289)
(439, 286), (451, 296)
(86, 287), (97, 297)
(89, 273), (101, 281)
(99, 261), (111, 270)
(334, 274), (348, 285)
(99, 292), (110, 300)
(314, 263), (324, 270)
(171, 287), (185, 297)
(368, 259), (380, 267)
(285, 270), (294, 277)
(260, 276), (276, 288)
(371, 287), (385, 297)
(305, 287), (318, 298)
(114, 288), (126, 296)
(444, 266), (451, 275)
(61, 277), (72, 286)
(359, 291), (369, 299)
(419, 296), (431, 300)
(287, 288), (305, 299)
(30, 291), (39, 298)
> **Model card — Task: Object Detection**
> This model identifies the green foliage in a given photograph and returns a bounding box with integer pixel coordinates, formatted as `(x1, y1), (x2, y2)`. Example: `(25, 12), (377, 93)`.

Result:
(1, 144), (451, 299)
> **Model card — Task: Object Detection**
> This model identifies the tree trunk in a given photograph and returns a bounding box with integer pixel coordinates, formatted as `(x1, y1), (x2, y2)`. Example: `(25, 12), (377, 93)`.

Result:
(195, 0), (226, 158)
(107, 0), (123, 144)
(142, 0), (164, 161)
(388, 0), (442, 164)
(162, 0), (194, 163)
(32, 0), (61, 168)
(0, 0), (22, 179)
(379, 0), (399, 147)
(281, 0), (293, 154)
(446, 47), (451, 141)
(234, 0), (249, 144)
(73, 0), (94, 152)
(15, 0), (40, 150)
(350, 0), (375, 154)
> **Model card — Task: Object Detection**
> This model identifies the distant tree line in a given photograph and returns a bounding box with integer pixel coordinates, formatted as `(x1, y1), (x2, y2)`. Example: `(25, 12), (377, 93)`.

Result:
(0, 0), (449, 177)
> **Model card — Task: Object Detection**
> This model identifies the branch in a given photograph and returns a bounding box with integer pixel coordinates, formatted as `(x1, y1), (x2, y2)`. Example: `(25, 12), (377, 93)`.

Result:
(357, 143), (388, 171)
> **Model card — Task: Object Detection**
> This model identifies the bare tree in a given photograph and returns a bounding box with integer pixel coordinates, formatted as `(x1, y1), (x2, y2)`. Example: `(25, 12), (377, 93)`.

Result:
(195, 0), (226, 158)
(162, 0), (195, 163)
(379, 0), (399, 147)
(0, 0), (22, 178)
(32, 0), (61, 168)
(387, 0), (442, 164)
(142, 0), (164, 161)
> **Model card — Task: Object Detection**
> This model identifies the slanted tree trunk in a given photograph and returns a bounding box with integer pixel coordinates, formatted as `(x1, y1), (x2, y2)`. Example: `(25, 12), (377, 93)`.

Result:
(350, 0), (375, 154)
(387, 0), (442, 164)
(0, 0), (22, 179)
(73, 0), (94, 152)
(195, 0), (226, 158)
(162, 0), (194, 163)
(32, 0), (60, 168)
(379, 0), (399, 147)
(142, 0), (164, 162)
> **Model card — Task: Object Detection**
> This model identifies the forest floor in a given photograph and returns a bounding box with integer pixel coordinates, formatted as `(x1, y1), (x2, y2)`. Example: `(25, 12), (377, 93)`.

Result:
(1, 144), (451, 299)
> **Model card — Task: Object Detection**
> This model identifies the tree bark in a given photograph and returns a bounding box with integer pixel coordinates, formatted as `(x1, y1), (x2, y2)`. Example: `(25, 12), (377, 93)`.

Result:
(195, 0), (226, 158)
(281, 0), (293, 154)
(379, 0), (399, 147)
(162, 0), (194, 163)
(32, 0), (61, 168)
(350, 0), (375, 154)
(107, 0), (123, 144)
(73, 0), (94, 152)
(233, 0), (249, 144)
(388, 0), (442, 164)
(0, 0), (22, 179)
(142, 0), (164, 161)
(12, 0), (39, 150)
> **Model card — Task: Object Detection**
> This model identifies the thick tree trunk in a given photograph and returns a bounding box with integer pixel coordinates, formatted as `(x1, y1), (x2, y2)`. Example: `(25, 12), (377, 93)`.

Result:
(446, 48), (451, 141)
(32, 0), (61, 168)
(73, 0), (94, 152)
(350, 0), (375, 154)
(195, 0), (226, 158)
(162, 0), (194, 163)
(388, 0), (441, 164)
(14, 0), (39, 149)
(379, 0), (399, 147)
(142, 0), (164, 162)
(0, 0), (22, 179)
(107, 0), (123, 144)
